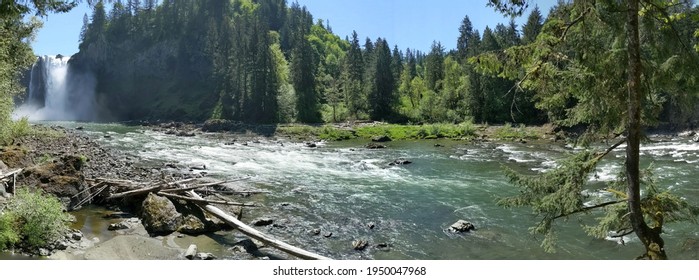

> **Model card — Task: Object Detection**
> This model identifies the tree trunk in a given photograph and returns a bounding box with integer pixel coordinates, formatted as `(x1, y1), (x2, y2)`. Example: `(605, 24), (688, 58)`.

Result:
(625, 0), (667, 260)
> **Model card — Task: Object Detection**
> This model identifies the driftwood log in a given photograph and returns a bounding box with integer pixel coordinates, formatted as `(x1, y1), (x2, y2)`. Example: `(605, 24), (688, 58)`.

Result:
(86, 176), (331, 260)
(0, 168), (22, 195)
(186, 190), (332, 260)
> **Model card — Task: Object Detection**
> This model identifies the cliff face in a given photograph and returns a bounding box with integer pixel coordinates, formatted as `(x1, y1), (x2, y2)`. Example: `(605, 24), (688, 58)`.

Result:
(70, 38), (218, 122)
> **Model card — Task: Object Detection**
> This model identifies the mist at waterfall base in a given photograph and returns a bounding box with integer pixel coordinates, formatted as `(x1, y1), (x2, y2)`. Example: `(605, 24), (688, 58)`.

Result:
(14, 55), (97, 121)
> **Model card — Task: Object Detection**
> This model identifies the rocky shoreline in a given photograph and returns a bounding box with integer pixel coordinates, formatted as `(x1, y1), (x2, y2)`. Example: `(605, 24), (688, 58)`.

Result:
(0, 125), (259, 260)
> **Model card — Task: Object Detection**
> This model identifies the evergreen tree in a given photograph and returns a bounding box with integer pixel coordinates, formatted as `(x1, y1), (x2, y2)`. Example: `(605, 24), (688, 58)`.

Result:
(367, 38), (396, 120)
(424, 41), (444, 91)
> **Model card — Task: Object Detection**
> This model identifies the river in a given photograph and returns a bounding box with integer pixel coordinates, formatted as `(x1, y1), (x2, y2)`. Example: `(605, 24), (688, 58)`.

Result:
(4, 122), (699, 260)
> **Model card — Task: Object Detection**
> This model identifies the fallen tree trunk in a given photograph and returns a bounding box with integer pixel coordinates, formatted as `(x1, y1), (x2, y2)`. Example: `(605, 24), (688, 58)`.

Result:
(187, 191), (331, 260)
(158, 192), (257, 207)
(108, 184), (165, 200)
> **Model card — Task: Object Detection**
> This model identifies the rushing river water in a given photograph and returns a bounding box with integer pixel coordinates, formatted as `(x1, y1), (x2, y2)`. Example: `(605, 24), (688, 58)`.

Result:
(6, 122), (699, 260)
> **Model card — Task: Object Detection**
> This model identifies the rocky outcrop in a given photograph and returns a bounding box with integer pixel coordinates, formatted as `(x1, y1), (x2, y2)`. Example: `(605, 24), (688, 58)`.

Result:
(141, 193), (183, 234)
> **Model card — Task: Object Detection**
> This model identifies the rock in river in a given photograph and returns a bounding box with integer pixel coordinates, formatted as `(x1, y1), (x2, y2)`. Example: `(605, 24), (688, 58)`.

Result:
(365, 143), (386, 149)
(449, 220), (475, 233)
(252, 218), (274, 226)
(352, 240), (369, 250)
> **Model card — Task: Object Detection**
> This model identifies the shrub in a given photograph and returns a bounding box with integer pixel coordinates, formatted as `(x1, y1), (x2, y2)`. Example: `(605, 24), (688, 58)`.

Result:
(0, 212), (20, 251)
(4, 189), (71, 248)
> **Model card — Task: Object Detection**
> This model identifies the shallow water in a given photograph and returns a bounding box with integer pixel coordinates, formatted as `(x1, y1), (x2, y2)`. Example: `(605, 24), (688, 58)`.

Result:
(4, 122), (699, 260)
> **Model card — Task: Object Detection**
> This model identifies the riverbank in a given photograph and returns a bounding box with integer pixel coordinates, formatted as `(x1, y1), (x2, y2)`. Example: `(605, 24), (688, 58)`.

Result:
(147, 119), (562, 143)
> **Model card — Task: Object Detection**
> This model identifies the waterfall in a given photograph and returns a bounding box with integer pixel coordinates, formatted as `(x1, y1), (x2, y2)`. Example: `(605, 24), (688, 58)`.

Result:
(14, 55), (97, 121)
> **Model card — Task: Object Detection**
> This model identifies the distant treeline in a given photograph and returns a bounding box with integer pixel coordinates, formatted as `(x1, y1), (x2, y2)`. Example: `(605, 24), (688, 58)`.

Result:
(72, 0), (699, 128)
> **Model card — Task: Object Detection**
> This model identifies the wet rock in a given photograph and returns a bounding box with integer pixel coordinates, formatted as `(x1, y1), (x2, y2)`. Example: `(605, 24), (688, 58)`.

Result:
(352, 240), (368, 250)
(177, 215), (207, 234)
(194, 252), (216, 260)
(189, 165), (206, 171)
(39, 248), (51, 256)
(310, 228), (321, 236)
(54, 240), (69, 250)
(518, 138), (527, 144)
(305, 142), (317, 148)
(693, 135), (699, 143)
(176, 131), (195, 137)
(365, 143), (386, 149)
(165, 163), (179, 169)
(141, 193), (182, 235)
(371, 135), (392, 142)
(252, 218), (274, 227)
(184, 244), (198, 260)
(367, 222), (375, 229)
(679, 130), (696, 137)
(375, 243), (390, 251)
(108, 222), (130, 231)
(449, 220), (475, 233)
(434, 144), (444, 147)
(71, 232), (83, 241)
(389, 159), (412, 166)
(75, 126), (84, 130)
(231, 239), (259, 253)
(103, 134), (112, 139)
(323, 232), (333, 238)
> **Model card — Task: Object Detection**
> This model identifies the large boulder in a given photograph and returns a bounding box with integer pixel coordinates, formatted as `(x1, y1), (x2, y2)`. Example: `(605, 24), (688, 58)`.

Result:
(141, 193), (182, 235)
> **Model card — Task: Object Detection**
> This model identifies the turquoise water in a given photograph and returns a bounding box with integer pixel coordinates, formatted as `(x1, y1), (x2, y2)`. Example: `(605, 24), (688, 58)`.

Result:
(5, 122), (699, 260)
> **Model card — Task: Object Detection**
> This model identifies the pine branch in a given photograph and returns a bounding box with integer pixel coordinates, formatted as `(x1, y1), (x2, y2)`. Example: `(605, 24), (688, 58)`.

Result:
(553, 200), (626, 220)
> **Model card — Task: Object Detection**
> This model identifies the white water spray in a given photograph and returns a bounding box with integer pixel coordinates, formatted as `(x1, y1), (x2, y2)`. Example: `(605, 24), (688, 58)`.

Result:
(14, 55), (97, 121)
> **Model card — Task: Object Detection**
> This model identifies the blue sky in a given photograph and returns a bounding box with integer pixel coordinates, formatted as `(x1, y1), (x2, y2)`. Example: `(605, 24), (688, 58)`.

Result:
(31, 0), (556, 56)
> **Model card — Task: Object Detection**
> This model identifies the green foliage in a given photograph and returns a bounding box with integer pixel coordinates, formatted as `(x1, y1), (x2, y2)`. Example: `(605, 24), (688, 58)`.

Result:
(0, 212), (20, 251)
(355, 122), (476, 140)
(4, 189), (71, 249)
(493, 123), (539, 140)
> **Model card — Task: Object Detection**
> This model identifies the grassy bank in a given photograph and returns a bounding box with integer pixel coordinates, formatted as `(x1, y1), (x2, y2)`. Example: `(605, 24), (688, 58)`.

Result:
(275, 122), (543, 141)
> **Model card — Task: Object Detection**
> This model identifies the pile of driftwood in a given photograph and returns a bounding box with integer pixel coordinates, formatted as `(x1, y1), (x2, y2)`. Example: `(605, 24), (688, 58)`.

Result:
(81, 177), (331, 260)
(0, 168), (22, 196)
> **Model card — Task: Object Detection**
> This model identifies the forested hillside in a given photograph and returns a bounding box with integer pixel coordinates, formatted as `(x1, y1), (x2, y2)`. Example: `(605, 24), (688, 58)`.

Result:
(72, 0), (699, 128)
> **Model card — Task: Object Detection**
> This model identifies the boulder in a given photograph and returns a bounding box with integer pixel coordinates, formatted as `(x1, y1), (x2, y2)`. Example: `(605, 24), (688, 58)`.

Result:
(694, 135), (699, 143)
(352, 240), (368, 250)
(371, 135), (392, 142)
(449, 220), (475, 233)
(367, 222), (375, 229)
(231, 239), (259, 253)
(305, 142), (317, 148)
(177, 215), (207, 234)
(194, 252), (216, 260)
(184, 244), (198, 260)
(365, 143), (386, 149)
(107, 222), (130, 231)
(389, 159), (412, 166)
(0, 159), (8, 171)
(141, 193), (182, 235)
(176, 131), (195, 137)
(309, 228), (321, 236)
(252, 218), (274, 227)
